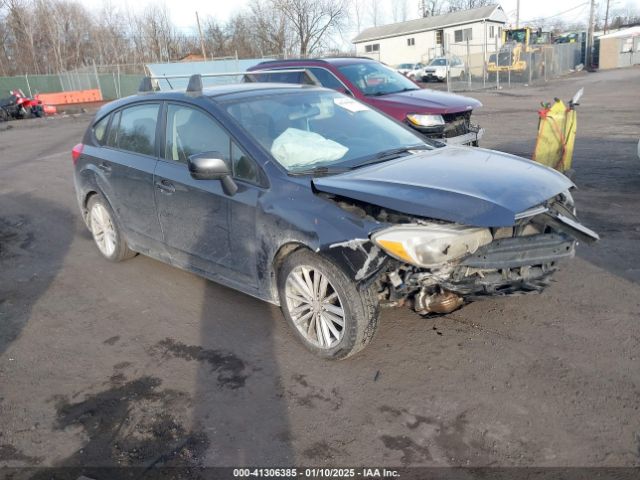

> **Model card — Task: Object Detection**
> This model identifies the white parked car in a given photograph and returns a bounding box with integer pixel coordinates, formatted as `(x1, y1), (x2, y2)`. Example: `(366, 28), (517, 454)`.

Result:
(396, 62), (424, 80)
(422, 56), (466, 82)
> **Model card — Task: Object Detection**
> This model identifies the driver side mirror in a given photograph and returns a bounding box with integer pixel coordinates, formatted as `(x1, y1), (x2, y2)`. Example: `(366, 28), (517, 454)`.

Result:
(336, 87), (353, 97)
(188, 152), (238, 196)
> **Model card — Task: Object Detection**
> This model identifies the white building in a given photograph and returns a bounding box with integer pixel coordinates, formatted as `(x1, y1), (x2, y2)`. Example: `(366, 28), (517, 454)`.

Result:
(352, 4), (508, 69)
(597, 26), (640, 70)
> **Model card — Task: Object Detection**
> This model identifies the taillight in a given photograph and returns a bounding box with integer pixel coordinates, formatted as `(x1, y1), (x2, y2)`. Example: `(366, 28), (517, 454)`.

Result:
(72, 143), (84, 165)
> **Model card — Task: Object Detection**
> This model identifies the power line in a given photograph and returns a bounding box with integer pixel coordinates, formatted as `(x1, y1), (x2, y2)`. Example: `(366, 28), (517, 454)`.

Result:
(520, 1), (590, 23)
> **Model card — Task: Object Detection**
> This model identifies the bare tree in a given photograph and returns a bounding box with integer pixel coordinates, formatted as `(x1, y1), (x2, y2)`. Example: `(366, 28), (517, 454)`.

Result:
(5, 0), (40, 73)
(350, 0), (365, 33)
(227, 13), (260, 58)
(0, 0), (353, 76)
(274, 0), (347, 55)
(447, 0), (492, 12)
(367, 0), (382, 26)
(92, 0), (130, 66)
(136, 4), (178, 62)
(203, 17), (229, 58)
(609, 1), (640, 28)
(419, 0), (446, 17)
(391, 0), (408, 22)
(248, 0), (292, 57)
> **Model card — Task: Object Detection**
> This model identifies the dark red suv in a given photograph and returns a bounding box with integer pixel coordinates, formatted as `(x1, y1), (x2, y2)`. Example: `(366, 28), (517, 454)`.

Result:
(249, 57), (483, 146)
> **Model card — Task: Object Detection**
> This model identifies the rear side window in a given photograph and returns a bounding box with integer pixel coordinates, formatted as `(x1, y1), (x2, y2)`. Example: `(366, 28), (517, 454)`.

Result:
(93, 115), (109, 145)
(269, 71), (304, 84)
(308, 68), (344, 90)
(110, 104), (160, 156)
(249, 70), (304, 84)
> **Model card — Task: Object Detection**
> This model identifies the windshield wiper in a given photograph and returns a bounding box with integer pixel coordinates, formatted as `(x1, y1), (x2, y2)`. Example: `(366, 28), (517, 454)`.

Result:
(291, 165), (351, 176)
(350, 145), (430, 169)
(365, 87), (420, 97)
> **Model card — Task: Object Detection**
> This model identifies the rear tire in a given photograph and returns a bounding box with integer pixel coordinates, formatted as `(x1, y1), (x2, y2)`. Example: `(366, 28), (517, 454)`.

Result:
(277, 249), (379, 360)
(86, 193), (136, 262)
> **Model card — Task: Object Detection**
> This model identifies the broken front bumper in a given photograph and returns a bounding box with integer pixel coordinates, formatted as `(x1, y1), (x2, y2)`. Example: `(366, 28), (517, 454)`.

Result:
(409, 117), (483, 146)
(443, 127), (484, 146)
(441, 233), (575, 296)
(371, 201), (598, 312)
(424, 210), (598, 298)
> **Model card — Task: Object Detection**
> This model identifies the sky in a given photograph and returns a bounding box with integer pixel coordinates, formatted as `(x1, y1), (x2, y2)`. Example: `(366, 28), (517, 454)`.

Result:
(82, 0), (640, 40)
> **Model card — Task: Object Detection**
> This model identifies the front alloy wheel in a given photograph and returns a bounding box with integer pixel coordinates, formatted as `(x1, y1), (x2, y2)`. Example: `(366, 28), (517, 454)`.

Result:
(277, 249), (379, 359)
(285, 266), (346, 349)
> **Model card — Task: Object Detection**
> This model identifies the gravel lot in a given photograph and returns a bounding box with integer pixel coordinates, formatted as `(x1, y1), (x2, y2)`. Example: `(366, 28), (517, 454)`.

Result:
(0, 67), (639, 472)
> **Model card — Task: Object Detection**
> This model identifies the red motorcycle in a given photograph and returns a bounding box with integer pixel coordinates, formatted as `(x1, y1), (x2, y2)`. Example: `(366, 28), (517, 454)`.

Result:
(0, 89), (47, 121)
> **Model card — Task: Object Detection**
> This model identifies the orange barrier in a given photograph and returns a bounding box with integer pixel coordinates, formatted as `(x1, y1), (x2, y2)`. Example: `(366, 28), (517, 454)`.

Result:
(37, 89), (103, 105)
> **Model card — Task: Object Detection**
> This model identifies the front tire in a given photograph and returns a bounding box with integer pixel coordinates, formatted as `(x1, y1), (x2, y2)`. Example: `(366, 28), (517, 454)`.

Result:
(277, 249), (379, 360)
(87, 194), (136, 262)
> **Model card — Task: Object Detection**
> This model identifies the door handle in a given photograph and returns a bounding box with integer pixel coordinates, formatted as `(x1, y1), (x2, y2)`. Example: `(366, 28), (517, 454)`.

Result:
(155, 180), (175, 194)
(97, 162), (111, 173)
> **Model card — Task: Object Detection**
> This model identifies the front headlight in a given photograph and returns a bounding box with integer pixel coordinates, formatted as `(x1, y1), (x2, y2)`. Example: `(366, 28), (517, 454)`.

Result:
(406, 113), (444, 127)
(371, 223), (493, 269)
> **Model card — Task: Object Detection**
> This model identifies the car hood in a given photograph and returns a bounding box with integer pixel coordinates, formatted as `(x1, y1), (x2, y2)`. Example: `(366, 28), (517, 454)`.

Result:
(312, 147), (574, 227)
(368, 88), (481, 114)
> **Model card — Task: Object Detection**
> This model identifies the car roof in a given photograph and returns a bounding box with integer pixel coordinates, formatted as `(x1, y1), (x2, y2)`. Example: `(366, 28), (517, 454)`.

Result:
(95, 82), (323, 118)
(255, 57), (377, 68)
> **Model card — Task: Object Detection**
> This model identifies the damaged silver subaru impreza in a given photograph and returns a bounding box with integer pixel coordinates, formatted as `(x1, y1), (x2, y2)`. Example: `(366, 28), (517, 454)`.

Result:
(74, 80), (598, 360)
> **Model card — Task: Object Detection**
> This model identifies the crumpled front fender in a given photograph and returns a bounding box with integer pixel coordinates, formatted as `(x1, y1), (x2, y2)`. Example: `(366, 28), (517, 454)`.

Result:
(320, 238), (389, 284)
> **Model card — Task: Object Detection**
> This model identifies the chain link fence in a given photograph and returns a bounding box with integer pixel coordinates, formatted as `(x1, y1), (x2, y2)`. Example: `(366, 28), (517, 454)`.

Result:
(430, 41), (583, 92)
(0, 64), (146, 101)
(0, 42), (585, 102)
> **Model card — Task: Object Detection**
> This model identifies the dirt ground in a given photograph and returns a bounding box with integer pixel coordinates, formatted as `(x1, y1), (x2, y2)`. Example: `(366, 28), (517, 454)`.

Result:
(0, 67), (639, 473)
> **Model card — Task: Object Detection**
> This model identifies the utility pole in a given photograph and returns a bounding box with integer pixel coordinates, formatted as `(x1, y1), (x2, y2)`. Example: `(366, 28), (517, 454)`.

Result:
(516, 0), (520, 28)
(586, 0), (596, 68)
(604, 0), (610, 34)
(196, 11), (207, 61)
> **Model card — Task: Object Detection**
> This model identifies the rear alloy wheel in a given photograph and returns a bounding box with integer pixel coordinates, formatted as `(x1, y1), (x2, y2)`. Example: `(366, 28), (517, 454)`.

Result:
(87, 194), (136, 262)
(278, 249), (379, 359)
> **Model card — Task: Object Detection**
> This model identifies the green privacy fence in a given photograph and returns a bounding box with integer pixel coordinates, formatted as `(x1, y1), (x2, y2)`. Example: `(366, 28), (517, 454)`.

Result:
(96, 74), (144, 99)
(0, 72), (143, 100)
(0, 75), (63, 97)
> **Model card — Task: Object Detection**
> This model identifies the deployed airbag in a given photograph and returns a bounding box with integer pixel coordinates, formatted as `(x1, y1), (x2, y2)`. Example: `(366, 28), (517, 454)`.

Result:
(270, 128), (348, 168)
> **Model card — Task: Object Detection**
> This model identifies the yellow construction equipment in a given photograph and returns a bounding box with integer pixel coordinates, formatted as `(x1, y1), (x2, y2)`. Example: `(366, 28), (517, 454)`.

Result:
(533, 88), (583, 173)
(487, 27), (553, 79)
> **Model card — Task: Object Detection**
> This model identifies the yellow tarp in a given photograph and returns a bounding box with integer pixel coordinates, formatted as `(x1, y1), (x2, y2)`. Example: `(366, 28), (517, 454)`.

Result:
(533, 99), (577, 173)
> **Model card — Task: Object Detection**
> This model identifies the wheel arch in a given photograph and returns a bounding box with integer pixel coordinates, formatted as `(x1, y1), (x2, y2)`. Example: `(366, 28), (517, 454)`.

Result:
(270, 241), (312, 304)
(80, 189), (101, 225)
